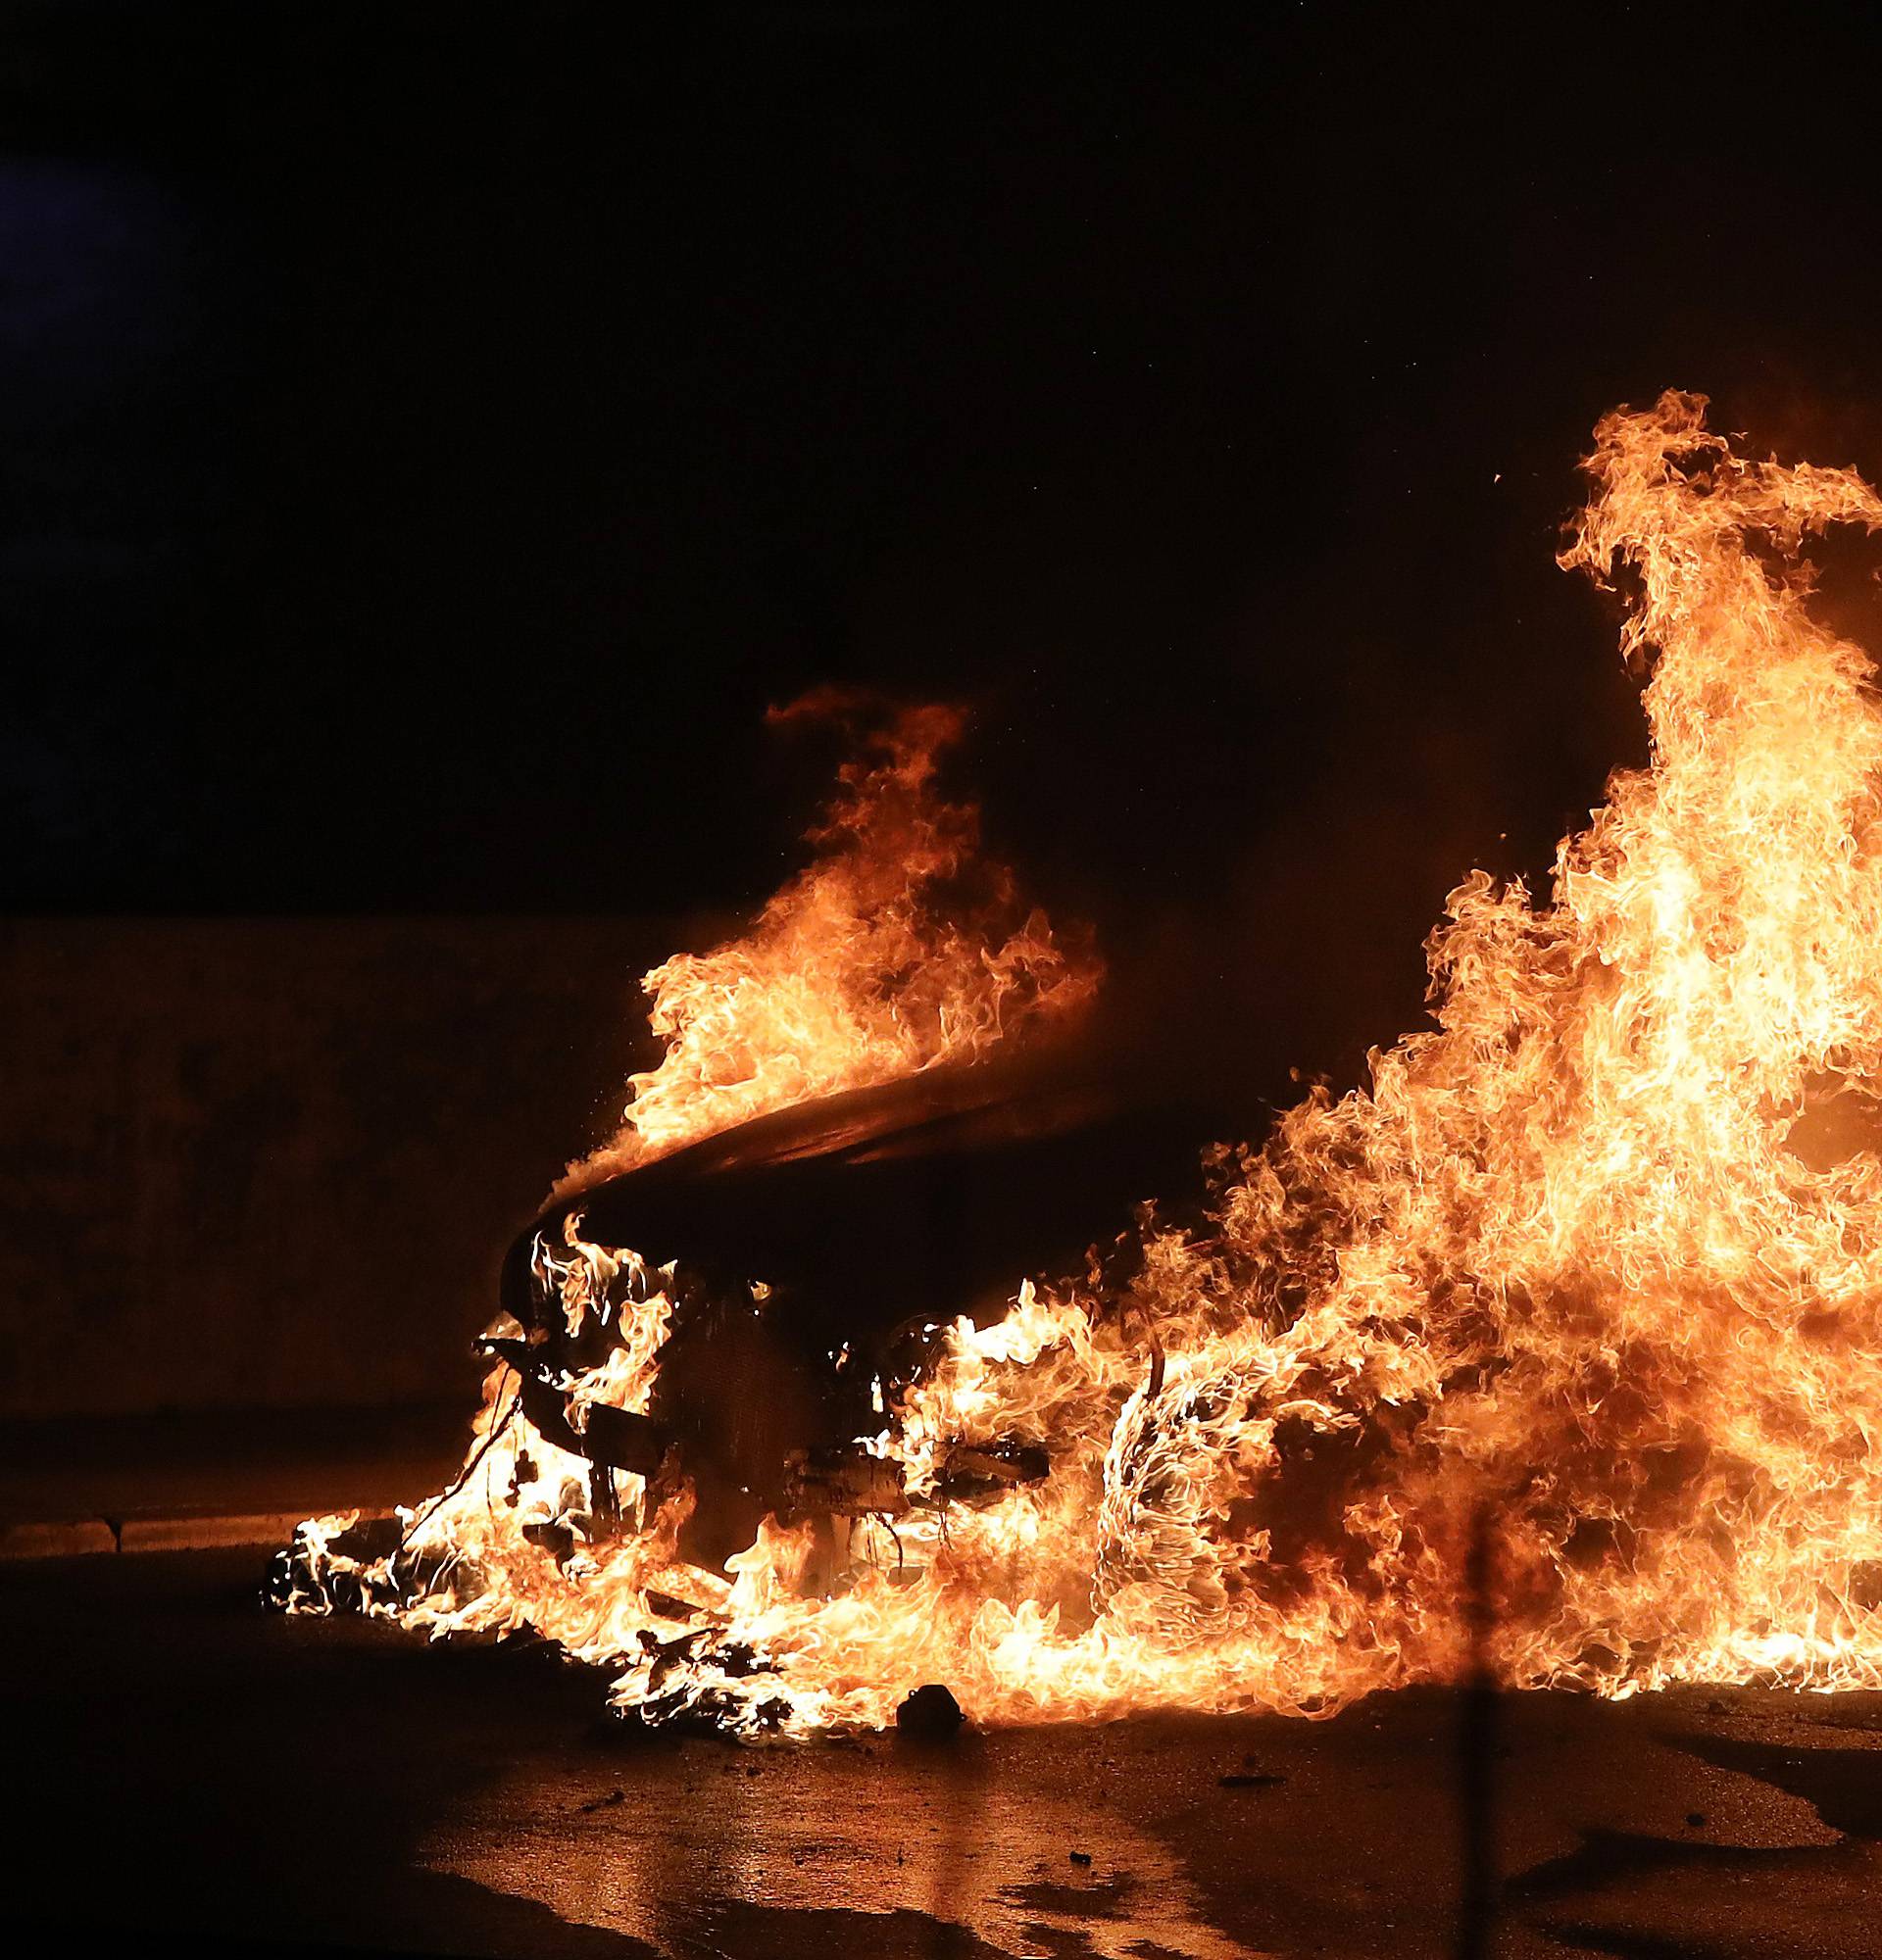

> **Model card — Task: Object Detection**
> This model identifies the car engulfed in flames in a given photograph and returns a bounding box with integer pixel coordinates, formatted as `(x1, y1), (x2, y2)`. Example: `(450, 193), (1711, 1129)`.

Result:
(275, 394), (1882, 1739)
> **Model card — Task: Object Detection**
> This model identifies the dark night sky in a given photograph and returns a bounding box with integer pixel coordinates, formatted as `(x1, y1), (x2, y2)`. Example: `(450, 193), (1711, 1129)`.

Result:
(7, 2), (1882, 1102)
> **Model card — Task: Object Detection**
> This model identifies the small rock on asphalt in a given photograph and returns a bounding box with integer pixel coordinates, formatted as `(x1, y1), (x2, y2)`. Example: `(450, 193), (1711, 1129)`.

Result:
(895, 1684), (966, 1737)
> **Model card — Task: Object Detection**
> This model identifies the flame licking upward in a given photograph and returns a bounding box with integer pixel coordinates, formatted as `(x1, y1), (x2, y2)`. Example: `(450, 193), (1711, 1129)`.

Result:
(286, 394), (1882, 1735)
(565, 690), (1099, 1191)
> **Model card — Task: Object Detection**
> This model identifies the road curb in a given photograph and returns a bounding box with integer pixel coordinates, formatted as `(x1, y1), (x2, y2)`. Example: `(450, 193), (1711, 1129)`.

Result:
(1, 1504), (394, 1561)
(0, 1517), (120, 1560)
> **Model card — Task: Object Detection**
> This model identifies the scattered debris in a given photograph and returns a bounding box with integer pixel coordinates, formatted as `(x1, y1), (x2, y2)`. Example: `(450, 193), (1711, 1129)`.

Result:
(577, 1788), (625, 1813)
(1069, 1849), (1093, 1867)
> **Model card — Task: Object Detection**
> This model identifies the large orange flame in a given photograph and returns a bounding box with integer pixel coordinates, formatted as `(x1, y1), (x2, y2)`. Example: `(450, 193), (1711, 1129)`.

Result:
(562, 690), (1099, 1193)
(286, 394), (1882, 1738)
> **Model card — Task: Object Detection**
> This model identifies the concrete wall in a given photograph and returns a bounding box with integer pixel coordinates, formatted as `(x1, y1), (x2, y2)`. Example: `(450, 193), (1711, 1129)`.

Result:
(0, 916), (699, 1419)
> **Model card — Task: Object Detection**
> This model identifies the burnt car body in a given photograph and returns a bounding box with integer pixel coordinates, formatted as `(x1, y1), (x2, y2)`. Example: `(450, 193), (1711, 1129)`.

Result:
(488, 1052), (1229, 1567)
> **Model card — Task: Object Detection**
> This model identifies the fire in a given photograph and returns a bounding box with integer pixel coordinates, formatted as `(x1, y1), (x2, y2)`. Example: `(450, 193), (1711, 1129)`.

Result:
(279, 394), (1882, 1738)
(560, 689), (1099, 1193)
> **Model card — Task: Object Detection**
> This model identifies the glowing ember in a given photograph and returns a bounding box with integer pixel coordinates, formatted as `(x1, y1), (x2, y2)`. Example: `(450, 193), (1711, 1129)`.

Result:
(281, 394), (1882, 1737)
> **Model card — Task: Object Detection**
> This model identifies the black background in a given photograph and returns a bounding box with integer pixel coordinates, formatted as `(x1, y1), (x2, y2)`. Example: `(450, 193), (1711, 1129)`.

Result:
(9, 1), (1882, 1104)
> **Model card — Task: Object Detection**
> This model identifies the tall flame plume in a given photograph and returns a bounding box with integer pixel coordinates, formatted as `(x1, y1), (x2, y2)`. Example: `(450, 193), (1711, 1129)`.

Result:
(285, 394), (1882, 1737)
(564, 689), (1098, 1192)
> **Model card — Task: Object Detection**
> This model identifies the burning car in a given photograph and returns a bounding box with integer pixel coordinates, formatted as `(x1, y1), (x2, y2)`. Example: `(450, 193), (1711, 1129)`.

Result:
(277, 396), (1882, 1738)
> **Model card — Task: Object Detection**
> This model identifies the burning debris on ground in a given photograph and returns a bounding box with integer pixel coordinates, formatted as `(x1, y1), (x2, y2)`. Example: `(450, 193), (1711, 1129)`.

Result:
(275, 396), (1882, 1746)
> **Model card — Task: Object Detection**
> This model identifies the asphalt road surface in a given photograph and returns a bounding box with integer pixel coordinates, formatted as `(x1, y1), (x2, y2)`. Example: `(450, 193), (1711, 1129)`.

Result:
(6, 1548), (1880, 1959)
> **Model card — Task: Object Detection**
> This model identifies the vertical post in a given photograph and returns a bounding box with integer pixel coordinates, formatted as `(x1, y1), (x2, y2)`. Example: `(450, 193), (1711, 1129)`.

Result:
(1456, 1502), (1499, 1960)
